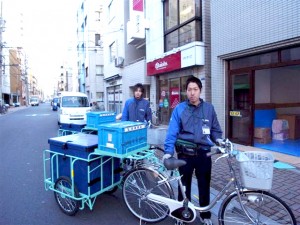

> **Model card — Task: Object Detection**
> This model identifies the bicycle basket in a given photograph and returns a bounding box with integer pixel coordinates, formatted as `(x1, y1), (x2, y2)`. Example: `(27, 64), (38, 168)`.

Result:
(237, 151), (274, 190)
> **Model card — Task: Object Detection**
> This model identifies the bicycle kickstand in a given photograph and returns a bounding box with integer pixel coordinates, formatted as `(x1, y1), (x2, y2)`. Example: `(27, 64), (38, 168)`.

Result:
(174, 219), (185, 225)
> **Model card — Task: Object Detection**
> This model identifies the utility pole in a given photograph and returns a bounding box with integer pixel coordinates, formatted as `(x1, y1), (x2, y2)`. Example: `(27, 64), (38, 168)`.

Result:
(25, 56), (29, 106)
(0, 4), (4, 101)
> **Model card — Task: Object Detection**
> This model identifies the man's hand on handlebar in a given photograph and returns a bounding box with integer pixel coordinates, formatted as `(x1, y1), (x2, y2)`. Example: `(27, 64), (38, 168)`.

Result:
(162, 154), (172, 162)
(216, 138), (225, 146)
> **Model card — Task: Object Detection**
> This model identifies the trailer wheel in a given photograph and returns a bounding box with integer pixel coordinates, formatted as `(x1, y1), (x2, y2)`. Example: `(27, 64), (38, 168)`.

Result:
(54, 176), (80, 216)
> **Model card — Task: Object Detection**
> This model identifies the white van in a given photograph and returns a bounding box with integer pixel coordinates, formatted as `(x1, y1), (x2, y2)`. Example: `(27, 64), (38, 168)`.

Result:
(57, 92), (91, 125)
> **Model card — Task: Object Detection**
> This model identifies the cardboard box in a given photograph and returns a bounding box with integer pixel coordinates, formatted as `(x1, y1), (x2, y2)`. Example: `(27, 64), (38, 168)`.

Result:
(254, 137), (272, 144)
(254, 128), (271, 139)
(272, 130), (289, 140)
(272, 119), (289, 133)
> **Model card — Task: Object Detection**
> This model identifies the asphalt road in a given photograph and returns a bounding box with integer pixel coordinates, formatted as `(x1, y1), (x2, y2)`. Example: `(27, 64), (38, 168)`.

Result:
(0, 104), (188, 225)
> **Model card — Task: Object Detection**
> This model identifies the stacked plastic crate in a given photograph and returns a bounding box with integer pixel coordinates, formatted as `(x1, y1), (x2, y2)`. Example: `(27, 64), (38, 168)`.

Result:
(97, 121), (148, 157)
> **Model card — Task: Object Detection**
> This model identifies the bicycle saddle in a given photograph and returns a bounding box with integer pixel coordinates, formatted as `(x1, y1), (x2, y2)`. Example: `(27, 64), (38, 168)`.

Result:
(164, 157), (186, 170)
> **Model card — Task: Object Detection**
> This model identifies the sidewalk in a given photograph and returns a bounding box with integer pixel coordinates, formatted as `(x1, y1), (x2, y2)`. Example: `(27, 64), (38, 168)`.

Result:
(195, 147), (300, 224)
(0, 105), (28, 115)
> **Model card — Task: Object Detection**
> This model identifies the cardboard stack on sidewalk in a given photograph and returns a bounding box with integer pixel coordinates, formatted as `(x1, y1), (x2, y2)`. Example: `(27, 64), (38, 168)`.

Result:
(254, 127), (272, 143)
(272, 119), (289, 140)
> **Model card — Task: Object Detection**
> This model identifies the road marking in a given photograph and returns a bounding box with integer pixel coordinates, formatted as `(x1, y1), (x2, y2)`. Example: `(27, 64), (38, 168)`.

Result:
(25, 114), (51, 116)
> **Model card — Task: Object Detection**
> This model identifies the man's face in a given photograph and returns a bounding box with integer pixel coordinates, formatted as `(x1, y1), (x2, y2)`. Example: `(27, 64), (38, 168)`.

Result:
(186, 82), (201, 105)
(134, 88), (143, 99)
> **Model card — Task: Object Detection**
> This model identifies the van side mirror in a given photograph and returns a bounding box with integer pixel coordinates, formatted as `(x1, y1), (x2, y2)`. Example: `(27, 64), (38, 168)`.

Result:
(57, 103), (60, 107)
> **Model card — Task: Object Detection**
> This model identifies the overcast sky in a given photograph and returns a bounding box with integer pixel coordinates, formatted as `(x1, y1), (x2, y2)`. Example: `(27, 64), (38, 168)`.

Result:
(2, 0), (79, 96)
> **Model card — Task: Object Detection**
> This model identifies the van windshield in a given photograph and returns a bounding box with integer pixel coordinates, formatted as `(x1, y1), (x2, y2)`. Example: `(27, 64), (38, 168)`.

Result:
(62, 96), (89, 107)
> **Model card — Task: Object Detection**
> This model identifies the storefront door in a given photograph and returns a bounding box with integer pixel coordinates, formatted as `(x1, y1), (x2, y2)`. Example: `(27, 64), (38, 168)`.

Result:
(228, 72), (254, 145)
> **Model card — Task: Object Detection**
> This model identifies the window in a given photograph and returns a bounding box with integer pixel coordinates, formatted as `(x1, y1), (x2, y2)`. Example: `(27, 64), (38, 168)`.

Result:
(108, 0), (116, 22)
(164, 0), (178, 30)
(109, 41), (117, 62)
(96, 65), (103, 75)
(95, 34), (100, 46)
(179, 0), (196, 24)
(164, 0), (202, 51)
(281, 46), (300, 61)
(96, 92), (104, 102)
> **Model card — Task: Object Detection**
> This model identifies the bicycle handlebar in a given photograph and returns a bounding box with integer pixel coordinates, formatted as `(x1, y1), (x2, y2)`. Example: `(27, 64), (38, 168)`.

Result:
(206, 139), (235, 158)
(149, 145), (164, 152)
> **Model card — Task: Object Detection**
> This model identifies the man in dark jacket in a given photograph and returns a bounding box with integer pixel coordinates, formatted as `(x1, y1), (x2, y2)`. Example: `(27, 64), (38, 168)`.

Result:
(163, 76), (223, 225)
(121, 83), (152, 123)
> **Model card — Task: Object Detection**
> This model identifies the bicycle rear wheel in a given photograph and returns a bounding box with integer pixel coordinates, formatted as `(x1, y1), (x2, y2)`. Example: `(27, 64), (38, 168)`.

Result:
(219, 190), (296, 225)
(122, 167), (173, 223)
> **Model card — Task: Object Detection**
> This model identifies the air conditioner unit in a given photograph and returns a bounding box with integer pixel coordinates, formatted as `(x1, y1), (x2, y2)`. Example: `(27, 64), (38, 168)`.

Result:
(114, 57), (124, 68)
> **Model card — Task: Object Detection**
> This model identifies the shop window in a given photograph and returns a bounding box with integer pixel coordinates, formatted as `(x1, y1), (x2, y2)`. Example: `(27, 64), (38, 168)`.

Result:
(281, 46), (300, 61)
(230, 52), (278, 70)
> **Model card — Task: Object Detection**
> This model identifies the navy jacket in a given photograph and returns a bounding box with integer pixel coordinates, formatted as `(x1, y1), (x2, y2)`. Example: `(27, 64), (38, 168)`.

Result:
(164, 99), (222, 155)
(121, 97), (152, 123)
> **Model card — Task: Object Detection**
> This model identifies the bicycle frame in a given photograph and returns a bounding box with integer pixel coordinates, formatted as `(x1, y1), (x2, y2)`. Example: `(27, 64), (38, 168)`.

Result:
(145, 151), (256, 223)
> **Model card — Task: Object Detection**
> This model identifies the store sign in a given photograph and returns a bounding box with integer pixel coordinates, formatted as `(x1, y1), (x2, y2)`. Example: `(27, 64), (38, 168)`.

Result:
(230, 111), (242, 117)
(147, 52), (181, 76)
(181, 45), (204, 67)
(127, 0), (145, 43)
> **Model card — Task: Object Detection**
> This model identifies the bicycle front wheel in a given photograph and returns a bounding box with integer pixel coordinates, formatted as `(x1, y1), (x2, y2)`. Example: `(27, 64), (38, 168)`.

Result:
(122, 168), (173, 223)
(219, 190), (296, 225)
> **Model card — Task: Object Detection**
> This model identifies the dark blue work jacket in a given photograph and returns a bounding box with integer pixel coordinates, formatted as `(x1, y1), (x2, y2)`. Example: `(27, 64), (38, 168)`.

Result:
(164, 99), (222, 156)
(121, 97), (152, 123)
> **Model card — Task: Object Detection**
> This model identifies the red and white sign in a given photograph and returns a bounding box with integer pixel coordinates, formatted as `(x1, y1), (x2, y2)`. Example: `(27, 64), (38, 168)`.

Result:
(147, 44), (205, 76)
(133, 0), (143, 12)
(147, 52), (181, 76)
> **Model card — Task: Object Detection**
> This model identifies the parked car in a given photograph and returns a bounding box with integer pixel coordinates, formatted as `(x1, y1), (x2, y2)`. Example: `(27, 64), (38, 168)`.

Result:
(52, 97), (59, 111)
(13, 102), (20, 107)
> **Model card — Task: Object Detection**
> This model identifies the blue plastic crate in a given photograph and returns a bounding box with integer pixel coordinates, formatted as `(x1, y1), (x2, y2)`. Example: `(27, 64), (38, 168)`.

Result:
(86, 111), (116, 128)
(60, 123), (86, 132)
(98, 121), (147, 155)
(48, 133), (121, 195)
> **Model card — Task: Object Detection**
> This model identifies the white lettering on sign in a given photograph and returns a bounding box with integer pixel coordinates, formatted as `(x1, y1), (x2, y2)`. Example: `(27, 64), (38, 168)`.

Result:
(100, 113), (115, 117)
(155, 61), (168, 70)
(124, 124), (146, 132)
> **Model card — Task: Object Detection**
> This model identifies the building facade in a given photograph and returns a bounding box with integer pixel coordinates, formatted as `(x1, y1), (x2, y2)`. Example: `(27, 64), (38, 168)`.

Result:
(76, 0), (105, 107)
(102, 0), (149, 115)
(144, 0), (210, 125)
(211, 0), (300, 145)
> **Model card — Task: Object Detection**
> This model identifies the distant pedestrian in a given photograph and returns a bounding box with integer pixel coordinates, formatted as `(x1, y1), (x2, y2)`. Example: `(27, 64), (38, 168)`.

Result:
(121, 83), (152, 123)
(91, 102), (100, 111)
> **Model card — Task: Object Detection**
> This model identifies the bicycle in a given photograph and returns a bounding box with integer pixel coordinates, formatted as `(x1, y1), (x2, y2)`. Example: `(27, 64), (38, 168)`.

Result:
(151, 110), (162, 127)
(122, 139), (296, 224)
(0, 104), (8, 114)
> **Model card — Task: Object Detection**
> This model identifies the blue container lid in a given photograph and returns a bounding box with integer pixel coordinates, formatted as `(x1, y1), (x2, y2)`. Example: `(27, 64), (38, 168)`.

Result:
(98, 121), (146, 130)
(48, 133), (98, 152)
(87, 111), (116, 116)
